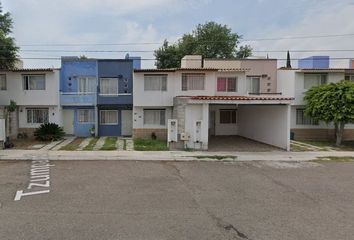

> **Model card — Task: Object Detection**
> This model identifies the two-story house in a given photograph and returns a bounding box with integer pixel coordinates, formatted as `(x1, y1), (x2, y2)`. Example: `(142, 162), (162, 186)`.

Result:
(277, 56), (354, 140)
(0, 68), (61, 138)
(133, 55), (293, 151)
(60, 57), (135, 137)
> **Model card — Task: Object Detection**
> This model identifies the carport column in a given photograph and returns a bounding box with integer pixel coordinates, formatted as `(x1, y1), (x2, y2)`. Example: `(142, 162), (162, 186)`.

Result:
(286, 104), (291, 151)
(202, 103), (209, 150)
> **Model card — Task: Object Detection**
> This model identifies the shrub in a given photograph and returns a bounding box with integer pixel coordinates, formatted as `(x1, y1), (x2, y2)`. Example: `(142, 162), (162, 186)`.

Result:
(34, 123), (65, 141)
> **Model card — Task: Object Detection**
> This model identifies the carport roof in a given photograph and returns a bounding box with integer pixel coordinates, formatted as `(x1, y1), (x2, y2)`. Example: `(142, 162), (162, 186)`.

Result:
(190, 96), (294, 101)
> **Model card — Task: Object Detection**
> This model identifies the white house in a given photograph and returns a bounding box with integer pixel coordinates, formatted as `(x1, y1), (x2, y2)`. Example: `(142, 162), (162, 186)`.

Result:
(277, 67), (354, 140)
(0, 68), (61, 138)
(133, 55), (293, 151)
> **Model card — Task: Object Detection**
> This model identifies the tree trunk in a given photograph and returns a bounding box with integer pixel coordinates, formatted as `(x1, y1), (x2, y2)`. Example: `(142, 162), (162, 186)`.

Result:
(334, 122), (338, 139)
(335, 122), (345, 146)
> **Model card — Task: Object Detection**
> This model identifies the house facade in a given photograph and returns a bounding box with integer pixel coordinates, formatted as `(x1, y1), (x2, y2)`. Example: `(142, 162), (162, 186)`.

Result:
(0, 68), (61, 138)
(277, 57), (354, 140)
(133, 55), (293, 151)
(60, 57), (135, 137)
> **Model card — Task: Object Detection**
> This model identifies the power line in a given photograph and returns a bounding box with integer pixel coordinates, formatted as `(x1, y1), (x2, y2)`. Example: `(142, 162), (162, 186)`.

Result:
(14, 33), (354, 47)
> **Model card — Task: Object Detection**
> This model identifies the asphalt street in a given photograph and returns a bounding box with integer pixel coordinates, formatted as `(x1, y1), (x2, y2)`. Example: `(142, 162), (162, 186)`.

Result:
(0, 160), (354, 240)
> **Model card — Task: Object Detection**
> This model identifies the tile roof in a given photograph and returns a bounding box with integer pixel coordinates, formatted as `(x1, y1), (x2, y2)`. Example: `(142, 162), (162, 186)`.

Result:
(190, 96), (294, 101)
(278, 67), (349, 72)
(134, 68), (248, 72)
(0, 68), (57, 72)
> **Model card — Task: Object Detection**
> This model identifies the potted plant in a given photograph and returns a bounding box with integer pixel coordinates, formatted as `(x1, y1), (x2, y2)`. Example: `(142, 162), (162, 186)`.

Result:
(89, 126), (95, 137)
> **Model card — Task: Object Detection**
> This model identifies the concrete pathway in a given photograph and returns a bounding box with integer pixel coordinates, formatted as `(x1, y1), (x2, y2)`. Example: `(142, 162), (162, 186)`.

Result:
(116, 138), (124, 150)
(77, 138), (93, 150)
(40, 140), (63, 151)
(51, 137), (75, 151)
(93, 137), (106, 150)
(1, 149), (354, 161)
(126, 139), (134, 151)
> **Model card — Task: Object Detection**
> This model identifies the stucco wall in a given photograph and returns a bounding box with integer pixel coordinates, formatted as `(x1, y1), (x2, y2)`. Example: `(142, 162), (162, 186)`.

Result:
(209, 104), (238, 135)
(18, 106), (61, 129)
(238, 105), (290, 150)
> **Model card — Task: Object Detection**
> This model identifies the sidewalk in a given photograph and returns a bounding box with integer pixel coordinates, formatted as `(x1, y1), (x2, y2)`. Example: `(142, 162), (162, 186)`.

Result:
(1, 149), (354, 161)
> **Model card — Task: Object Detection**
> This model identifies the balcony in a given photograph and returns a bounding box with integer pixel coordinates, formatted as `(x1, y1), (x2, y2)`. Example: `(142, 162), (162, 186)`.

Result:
(60, 92), (96, 106)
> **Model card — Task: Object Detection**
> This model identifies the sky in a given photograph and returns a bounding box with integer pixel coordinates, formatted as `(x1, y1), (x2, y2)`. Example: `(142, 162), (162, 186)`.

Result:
(3, 0), (354, 68)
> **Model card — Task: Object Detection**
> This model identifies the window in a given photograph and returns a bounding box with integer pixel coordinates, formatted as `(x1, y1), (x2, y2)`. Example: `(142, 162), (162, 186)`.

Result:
(345, 75), (354, 82)
(220, 110), (237, 124)
(217, 77), (237, 92)
(182, 73), (205, 91)
(100, 78), (118, 95)
(100, 110), (118, 125)
(143, 109), (166, 126)
(0, 75), (6, 90)
(296, 109), (318, 125)
(27, 108), (49, 124)
(144, 75), (167, 91)
(247, 77), (260, 93)
(78, 109), (94, 123)
(304, 74), (327, 89)
(78, 77), (96, 93)
(23, 75), (45, 90)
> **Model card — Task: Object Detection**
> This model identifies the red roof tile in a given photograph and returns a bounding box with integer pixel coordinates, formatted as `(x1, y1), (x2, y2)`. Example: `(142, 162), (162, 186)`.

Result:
(190, 96), (294, 101)
(134, 68), (248, 72)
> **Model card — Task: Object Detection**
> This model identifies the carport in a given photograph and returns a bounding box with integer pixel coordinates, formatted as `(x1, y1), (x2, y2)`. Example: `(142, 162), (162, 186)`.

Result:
(184, 96), (293, 151)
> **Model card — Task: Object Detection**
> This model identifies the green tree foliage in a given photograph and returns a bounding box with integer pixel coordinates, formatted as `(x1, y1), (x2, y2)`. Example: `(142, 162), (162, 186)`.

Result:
(304, 80), (354, 146)
(0, 2), (18, 69)
(154, 22), (252, 68)
(34, 123), (65, 141)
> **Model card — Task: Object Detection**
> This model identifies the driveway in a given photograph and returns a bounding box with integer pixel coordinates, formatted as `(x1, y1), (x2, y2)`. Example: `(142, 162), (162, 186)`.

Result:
(0, 160), (353, 240)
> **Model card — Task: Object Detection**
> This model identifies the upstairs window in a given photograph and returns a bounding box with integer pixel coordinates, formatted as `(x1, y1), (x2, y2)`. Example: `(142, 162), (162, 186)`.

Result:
(296, 109), (318, 125)
(78, 109), (95, 123)
(144, 74), (167, 91)
(217, 77), (237, 92)
(0, 75), (6, 90)
(247, 77), (260, 93)
(23, 75), (45, 90)
(27, 108), (49, 124)
(143, 109), (166, 126)
(220, 109), (237, 124)
(100, 78), (118, 95)
(304, 74), (327, 89)
(182, 73), (205, 91)
(78, 77), (96, 93)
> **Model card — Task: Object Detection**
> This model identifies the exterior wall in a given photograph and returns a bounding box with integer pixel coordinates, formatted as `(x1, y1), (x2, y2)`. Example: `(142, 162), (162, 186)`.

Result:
(18, 106), (61, 129)
(203, 59), (242, 69)
(298, 56), (329, 69)
(132, 106), (172, 140)
(209, 104), (238, 135)
(0, 70), (60, 106)
(97, 59), (133, 105)
(184, 103), (209, 149)
(181, 55), (202, 68)
(238, 105), (290, 150)
(291, 129), (354, 141)
(277, 69), (296, 98)
(62, 106), (95, 137)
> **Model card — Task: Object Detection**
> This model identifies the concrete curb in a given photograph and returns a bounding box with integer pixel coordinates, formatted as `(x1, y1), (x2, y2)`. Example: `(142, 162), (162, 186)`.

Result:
(1, 150), (354, 162)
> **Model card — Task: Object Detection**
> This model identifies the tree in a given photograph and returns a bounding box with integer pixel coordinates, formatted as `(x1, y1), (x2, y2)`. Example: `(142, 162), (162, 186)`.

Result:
(4, 99), (16, 139)
(154, 22), (252, 68)
(286, 50), (291, 68)
(304, 80), (354, 146)
(0, 2), (18, 69)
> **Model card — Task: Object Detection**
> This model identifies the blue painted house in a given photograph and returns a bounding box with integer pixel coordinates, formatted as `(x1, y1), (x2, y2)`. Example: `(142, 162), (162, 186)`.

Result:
(60, 57), (135, 137)
(298, 56), (329, 69)
(97, 59), (133, 136)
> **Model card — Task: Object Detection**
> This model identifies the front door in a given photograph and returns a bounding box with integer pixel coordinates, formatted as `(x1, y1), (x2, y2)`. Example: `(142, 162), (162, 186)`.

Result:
(63, 109), (74, 135)
(121, 110), (132, 136)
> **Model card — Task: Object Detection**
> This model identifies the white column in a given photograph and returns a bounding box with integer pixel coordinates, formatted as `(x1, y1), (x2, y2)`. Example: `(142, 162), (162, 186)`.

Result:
(201, 103), (209, 150)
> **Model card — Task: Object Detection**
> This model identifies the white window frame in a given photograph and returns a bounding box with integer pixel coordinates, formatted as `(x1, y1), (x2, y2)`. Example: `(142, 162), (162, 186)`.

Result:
(78, 109), (95, 124)
(23, 74), (46, 90)
(217, 77), (237, 92)
(219, 109), (237, 124)
(296, 109), (318, 125)
(26, 108), (49, 124)
(181, 73), (205, 91)
(99, 78), (119, 96)
(247, 76), (260, 93)
(100, 110), (118, 125)
(143, 109), (166, 126)
(78, 77), (96, 94)
(304, 74), (327, 90)
(0, 74), (6, 90)
(144, 74), (167, 91)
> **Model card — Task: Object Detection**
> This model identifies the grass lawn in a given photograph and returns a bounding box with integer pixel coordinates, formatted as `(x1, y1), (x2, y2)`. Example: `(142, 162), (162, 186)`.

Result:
(100, 137), (117, 150)
(60, 138), (85, 151)
(134, 138), (168, 151)
(313, 156), (354, 162)
(301, 140), (354, 151)
(83, 138), (99, 151)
